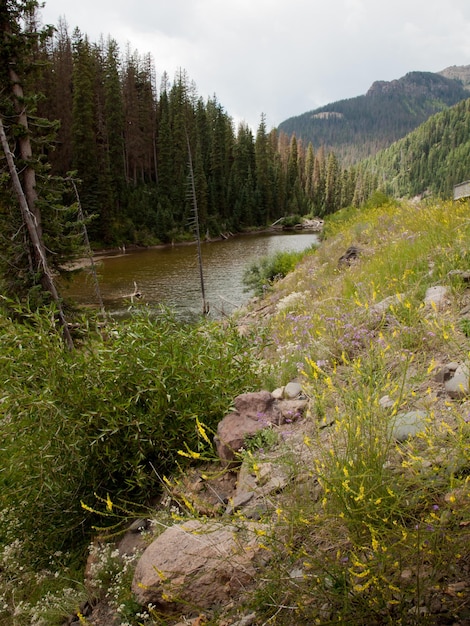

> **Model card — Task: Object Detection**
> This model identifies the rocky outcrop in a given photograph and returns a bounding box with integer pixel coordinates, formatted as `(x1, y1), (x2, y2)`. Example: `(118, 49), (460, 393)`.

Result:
(215, 390), (307, 464)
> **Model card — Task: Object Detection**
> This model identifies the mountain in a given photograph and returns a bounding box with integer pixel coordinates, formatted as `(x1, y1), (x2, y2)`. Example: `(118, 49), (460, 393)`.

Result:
(358, 96), (470, 200)
(278, 69), (470, 165)
(438, 64), (470, 89)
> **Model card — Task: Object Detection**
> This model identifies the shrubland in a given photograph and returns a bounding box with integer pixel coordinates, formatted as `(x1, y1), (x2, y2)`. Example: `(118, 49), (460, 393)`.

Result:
(0, 307), (261, 624)
(1, 196), (470, 625)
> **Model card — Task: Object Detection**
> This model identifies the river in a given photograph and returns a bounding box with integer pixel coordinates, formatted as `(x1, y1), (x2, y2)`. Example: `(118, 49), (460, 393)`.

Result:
(62, 231), (320, 318)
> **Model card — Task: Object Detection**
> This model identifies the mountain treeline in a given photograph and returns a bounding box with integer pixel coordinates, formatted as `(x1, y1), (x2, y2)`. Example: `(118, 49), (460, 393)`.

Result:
(356, 98), (470, 199)
(24, 18), (363, 246)
(278, 72), (470, 165)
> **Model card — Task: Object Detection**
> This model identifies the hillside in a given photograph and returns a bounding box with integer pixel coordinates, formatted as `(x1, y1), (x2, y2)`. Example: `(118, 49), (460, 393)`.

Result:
(2, 198), (470, 625)
(358, 97), (470, 199)
(278, 69), (470, 165)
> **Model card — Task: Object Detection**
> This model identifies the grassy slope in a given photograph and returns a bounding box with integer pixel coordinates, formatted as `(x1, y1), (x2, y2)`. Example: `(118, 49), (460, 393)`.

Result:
(232, 197), (470, 625)
(2, 197), (470, 625)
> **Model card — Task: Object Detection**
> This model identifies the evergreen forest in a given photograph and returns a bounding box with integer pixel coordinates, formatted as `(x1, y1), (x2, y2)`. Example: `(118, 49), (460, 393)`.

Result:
(278, 71), (470, 165)
(1, 12), (358, 253)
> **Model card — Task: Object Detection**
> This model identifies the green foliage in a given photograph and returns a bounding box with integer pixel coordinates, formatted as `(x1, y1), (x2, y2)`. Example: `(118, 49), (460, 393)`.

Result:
(0, 306), (260, 563)
(243, 247), (316, 296)
(280, 214), (302, 228)
(361, 98), (470, 199)
(243, 427), (279, 454)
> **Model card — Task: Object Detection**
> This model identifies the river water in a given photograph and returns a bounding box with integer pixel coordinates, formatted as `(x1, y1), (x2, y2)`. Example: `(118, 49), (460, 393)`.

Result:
(62, 231), (319, 318)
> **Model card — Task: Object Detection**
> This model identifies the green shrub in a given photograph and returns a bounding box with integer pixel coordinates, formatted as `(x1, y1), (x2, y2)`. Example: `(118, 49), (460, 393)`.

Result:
(243, 247), (316, 296)
(0, 306), (261, 562)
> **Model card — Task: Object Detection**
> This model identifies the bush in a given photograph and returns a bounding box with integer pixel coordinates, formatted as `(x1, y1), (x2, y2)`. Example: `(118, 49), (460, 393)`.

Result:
(243, 247), (316, 296)
(0, 306), (261, 562)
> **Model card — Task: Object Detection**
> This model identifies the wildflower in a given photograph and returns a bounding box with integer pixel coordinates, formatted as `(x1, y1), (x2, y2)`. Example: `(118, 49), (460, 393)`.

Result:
(106, 493), (113, 513)
(195, 416), (211, 444)
(81, 501), (95, 514)
(177, 449), (201, 459)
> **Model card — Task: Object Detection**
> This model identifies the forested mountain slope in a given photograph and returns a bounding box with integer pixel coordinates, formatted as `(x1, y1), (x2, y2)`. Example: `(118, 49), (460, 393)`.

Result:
(278, 70), (470, 165)
(357, 97), (470, 199)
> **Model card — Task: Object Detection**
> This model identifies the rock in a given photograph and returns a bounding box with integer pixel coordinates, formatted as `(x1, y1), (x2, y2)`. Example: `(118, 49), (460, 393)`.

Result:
(215, 392), (278, 463)
(424, 285), (450, 310)
(379, 394), (395, 409)
(225, 491), (255, 515)
(233, 391), (277, 420)
(369, 294), (405, 317)
(231, 613), (257, 626)
(215, 392), (307, 463)
(444, 363), (470, 399)
(392, 410), (428, 441)
(131, 519), (269, 609)
(128, 518), (150, 533)
(271, 386), (285, 400)
(448, 269), (470, 282)
(433, 362), (459, 383)
(338, 245), (360, 266)
(215, 412), (270, 464)
(277, 398), (308, 424)
(284, 381), (302, 399)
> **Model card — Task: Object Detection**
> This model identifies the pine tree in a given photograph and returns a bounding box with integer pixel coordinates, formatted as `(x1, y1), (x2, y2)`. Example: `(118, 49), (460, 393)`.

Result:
(0, 0), (75, 347)
(254, 113), (273, 225)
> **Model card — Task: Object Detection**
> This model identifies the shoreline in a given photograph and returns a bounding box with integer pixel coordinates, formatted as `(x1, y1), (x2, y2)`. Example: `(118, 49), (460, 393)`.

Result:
(66, 221), (323, 271)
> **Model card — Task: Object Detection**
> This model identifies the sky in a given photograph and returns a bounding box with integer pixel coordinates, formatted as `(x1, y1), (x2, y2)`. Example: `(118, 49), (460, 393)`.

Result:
(39, 0), (470, 131)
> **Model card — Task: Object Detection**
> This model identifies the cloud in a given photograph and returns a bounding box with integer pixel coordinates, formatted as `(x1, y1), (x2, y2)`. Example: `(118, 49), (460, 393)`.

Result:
(40, 0), (470, 130)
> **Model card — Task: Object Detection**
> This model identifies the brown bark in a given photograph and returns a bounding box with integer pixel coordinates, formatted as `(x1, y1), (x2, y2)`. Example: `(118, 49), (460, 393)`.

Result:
(8, 65), (43, 239)
(0, 115), (74, 350)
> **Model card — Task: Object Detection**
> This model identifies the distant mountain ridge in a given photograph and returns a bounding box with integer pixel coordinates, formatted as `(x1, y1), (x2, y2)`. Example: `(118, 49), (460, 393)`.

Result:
(278, 68), (470, 165)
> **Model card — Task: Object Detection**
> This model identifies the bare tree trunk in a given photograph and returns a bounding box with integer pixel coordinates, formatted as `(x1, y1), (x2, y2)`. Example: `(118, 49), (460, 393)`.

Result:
(8, 65), (43, 239)
(0, 116), (74, 350)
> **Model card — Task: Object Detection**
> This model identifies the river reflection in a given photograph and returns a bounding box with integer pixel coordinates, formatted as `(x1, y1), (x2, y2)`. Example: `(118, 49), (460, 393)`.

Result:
(62, 231), (319, 318)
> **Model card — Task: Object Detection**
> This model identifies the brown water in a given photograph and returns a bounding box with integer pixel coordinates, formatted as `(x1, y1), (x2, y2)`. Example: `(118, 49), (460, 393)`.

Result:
(62, 231), (319, 318)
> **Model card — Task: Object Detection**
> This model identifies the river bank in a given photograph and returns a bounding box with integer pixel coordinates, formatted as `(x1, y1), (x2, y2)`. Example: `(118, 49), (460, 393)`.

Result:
(66, 219), (324, 272)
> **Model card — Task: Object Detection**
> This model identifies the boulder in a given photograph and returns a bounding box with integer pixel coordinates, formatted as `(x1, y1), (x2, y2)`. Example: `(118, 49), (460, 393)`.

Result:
(391, 410), (428, 441)
(424, 285), (450, 310)
(215, 392), (278, 463)
(444, 363), (470, 399)
(233, 391), (279, 421)
(131, 519), (269, 609)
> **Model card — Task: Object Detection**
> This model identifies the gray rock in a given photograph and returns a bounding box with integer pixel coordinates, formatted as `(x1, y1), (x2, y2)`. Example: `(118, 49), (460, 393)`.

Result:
(433, 362), (459, 384)
(284, 381), (302, 399)
(448, 269), (470, 282)
(379, 394), (395, 409)
(369, 294), (405, 317)
(424, 285), (450, 310)
(271, 386), (285, 400)
(444, 363), (470, 399)
(225, 490), (255, 515)
(392, 410), (428, 441)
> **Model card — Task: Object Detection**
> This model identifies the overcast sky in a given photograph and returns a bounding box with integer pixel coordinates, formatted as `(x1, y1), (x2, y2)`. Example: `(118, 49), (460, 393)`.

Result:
(39, 0), (470, 131)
